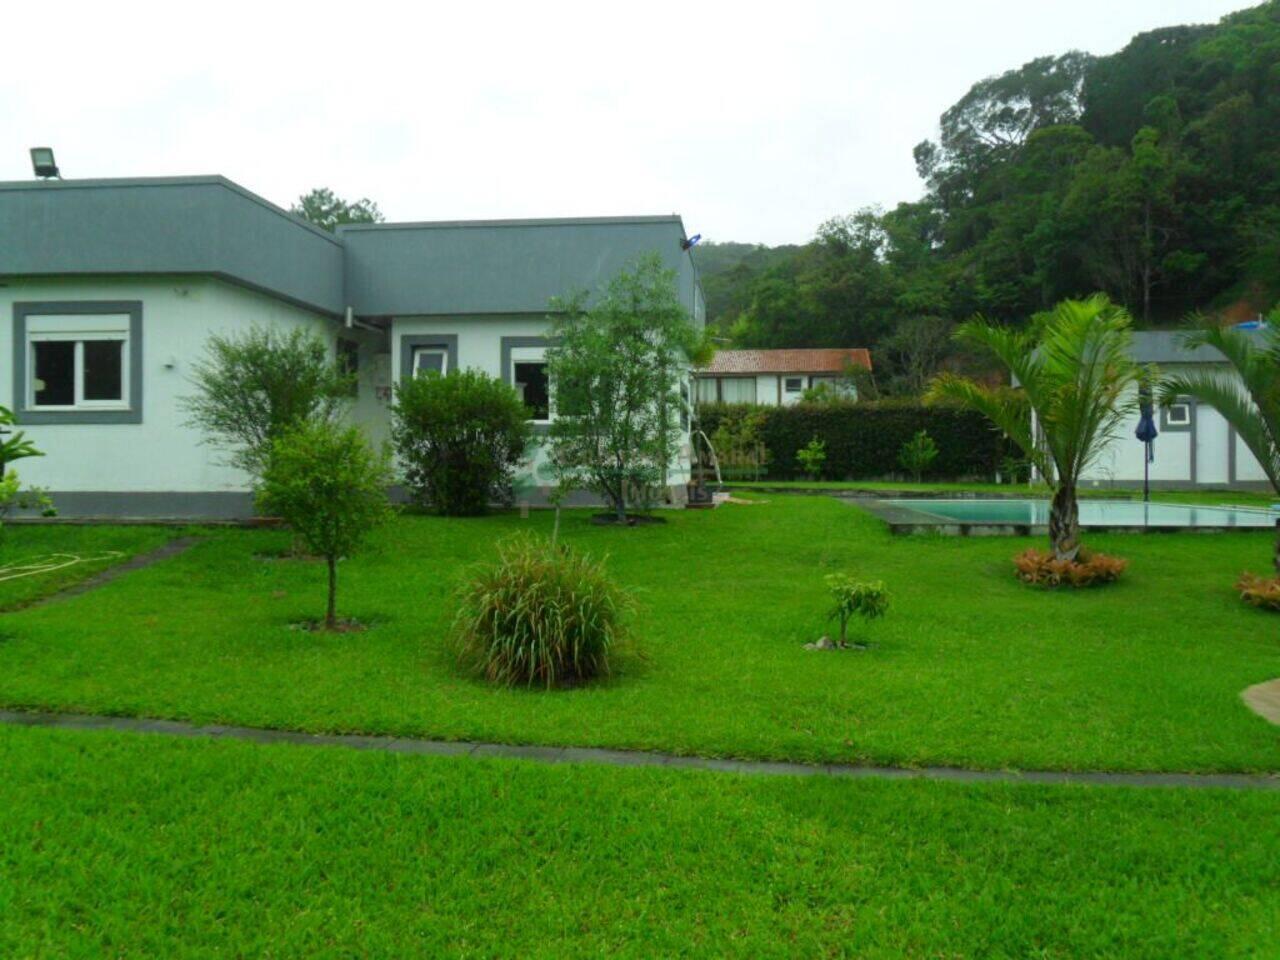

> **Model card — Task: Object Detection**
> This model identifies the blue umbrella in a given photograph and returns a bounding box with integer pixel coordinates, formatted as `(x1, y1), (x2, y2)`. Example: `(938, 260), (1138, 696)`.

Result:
(1135, 398), (1159, 503)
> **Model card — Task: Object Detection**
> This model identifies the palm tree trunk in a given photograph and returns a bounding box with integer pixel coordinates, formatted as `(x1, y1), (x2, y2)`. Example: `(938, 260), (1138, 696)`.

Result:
(326, 556), (337, 629)
(1049, 485), (1081, 562)
(1274, 520), (1279, 576)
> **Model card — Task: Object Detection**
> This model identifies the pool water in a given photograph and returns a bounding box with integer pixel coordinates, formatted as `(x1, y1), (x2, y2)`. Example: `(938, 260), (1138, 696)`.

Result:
(882, 498), (1278, 529)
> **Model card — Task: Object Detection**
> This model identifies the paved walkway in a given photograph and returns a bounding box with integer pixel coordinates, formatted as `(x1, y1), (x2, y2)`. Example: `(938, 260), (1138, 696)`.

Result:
(2, 709), (1277, 791)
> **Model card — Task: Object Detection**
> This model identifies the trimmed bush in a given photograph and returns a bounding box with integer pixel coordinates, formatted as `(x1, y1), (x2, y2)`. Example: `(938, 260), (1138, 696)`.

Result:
(452, 534), (632, 688)
(391, 370), (532, 516)
(696, 400), (1007, 481)
(1237, 573), (1280, 612)
(1013, 549), (1128, 588)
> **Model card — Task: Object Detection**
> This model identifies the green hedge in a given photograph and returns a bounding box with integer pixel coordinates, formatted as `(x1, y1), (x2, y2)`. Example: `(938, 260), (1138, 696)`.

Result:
(695, 402), (1008, 481)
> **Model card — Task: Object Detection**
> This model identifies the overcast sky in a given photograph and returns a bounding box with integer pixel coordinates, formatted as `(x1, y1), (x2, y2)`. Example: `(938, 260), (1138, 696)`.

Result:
(0, 0), (1256, 246)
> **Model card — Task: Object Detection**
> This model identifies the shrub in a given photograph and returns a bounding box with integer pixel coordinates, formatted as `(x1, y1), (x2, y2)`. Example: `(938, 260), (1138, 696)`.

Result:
(546, 254), (707, 522)
(391, 370), (532, 516)
(452, 534), (631, 688)
(825, 573), (889, 645)
(898, 429), (939, 482)
(257, 421), (394, 629)
(796, 437), (827, 480)
(1237, 573), (1280, 612)
(695, 401), (1006, 481)
(182, 326), (354, 479)
(1013, 548), (1128, 588)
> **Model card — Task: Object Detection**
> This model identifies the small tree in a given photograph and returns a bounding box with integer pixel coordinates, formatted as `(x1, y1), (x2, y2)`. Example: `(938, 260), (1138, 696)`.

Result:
(0, 406), (53, 527)
(182, 326), (354, 480)
(898, 429), (939, 482)
(257, 421), (394, 629)
(825, 574), (889, 646)
(391, 370), (532, 516)
(926, 296), (1142, 561)
(546, 254), (705, 522)
(1159, 316), (1280, 574)
(796, 437), (827, 480)
(290, 187), (384, 232)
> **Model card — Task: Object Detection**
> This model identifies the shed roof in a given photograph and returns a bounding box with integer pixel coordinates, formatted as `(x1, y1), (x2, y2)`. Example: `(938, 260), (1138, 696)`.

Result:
(698, 348), (872, 375)
(1130, 328), (1264, 363)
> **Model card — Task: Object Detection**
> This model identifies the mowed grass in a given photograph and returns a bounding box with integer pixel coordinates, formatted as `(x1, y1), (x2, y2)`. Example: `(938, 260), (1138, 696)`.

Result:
(0, 496), (1276, 772)
(1, 724), (1277, 958)
(0, 524), (176, 611)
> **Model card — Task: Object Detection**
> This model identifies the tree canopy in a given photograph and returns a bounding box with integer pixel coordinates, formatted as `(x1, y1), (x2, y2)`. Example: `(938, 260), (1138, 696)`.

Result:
(290, 187), (384, 232)
(698, 2), (1280, 389)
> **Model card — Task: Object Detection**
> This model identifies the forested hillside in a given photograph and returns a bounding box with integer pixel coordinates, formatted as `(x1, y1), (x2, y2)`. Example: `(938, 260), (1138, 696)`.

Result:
(695, 1), (1280, 391)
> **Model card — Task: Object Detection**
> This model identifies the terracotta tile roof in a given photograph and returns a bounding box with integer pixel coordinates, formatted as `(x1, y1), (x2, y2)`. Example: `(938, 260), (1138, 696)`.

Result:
(698, 348), (872, 375)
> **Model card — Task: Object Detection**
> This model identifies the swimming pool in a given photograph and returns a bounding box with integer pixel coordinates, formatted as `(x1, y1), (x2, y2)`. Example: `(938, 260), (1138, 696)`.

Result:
(864, 498), (1278, 533)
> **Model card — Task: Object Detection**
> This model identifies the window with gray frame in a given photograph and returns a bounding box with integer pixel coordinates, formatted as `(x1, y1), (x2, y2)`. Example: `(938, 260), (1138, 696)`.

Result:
(13, 301), (143, 424)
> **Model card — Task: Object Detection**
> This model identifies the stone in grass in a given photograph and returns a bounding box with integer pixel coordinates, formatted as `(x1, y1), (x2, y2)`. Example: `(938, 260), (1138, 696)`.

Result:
(804, 635), (871, 652)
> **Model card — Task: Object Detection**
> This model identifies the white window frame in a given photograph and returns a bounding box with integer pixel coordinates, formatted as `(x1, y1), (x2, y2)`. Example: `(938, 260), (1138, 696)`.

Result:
(412, 346), (449, 378)
(784, 376), (804, 393)
(510, 345), (551, 424)
(1166, 402), (1191, 426)
(28, 330), (131, 411)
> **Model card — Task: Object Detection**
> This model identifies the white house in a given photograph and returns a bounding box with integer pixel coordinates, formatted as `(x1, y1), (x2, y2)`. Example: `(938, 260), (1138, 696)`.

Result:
(0, 174), (705, 517)
(1083, 330), (1269, 490)
(694, 349), (871, 406)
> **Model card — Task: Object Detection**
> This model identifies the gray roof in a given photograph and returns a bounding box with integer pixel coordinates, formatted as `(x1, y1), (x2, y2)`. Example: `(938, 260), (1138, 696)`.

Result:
(0, 176), (345, 315)
(1130, 328), (1263, 363)
(339, 216), (700, 317)
(0, 175), (702, 322)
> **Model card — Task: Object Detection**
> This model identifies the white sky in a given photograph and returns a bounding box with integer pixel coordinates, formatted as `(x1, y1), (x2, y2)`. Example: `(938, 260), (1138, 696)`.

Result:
(0, 0), (1255, 245)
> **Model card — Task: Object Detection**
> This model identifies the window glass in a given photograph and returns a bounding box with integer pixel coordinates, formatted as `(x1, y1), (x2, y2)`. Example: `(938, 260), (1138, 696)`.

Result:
(414, 348), (447, 377)
(33, 341), (75, 406)
(784, 377), (803, 392)
(83, 339), (124, 401)
(1167, 403), (1190, 425)
(695, 379), (718, 404)
(720, 377), (757, 404)
(337, 338), (360, 396)
(514, 361), (550, 420)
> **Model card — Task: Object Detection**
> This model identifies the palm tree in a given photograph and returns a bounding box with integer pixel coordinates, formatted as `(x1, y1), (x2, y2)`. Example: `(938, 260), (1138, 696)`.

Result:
(1159, 318), (1279, 573)
(926, 296), (1143, 561)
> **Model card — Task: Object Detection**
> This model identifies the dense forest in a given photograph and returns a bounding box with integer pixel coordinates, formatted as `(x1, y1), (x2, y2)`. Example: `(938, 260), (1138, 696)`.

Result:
(696, 1), (1280, 394)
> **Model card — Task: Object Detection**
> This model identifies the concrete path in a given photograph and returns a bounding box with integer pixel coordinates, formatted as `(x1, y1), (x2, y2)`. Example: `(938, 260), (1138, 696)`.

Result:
(2, 708), (1277, 791)
(1243, 679), (1280, 726)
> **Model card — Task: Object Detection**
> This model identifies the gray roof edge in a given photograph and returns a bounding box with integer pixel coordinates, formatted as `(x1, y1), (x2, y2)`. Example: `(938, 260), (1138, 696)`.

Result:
(0, 175), (343, 247)
(0, 270), (345, 320)
(337, 214), (686, 234)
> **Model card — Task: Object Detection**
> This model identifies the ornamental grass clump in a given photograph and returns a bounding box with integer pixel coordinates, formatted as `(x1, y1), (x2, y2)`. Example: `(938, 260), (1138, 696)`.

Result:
(452, 534), (631, 688)
(1237, 573), (1280, 612)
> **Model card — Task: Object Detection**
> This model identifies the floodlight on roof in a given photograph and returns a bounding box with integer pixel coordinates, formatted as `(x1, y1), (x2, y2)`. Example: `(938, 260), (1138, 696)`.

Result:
(30, 147), (60, 179)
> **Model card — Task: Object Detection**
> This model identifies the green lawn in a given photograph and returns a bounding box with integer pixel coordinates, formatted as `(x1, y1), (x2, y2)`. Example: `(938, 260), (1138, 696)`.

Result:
(1, 724), (1277, 958)
(0, 497), (1275, 773)
(726, 479), (1280, 506)
(0, 524), (177, 611)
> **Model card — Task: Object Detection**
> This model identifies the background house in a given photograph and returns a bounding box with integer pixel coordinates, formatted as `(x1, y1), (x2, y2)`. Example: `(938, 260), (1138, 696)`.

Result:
(1082, 329), (1269, 490)
(694, 348), (871, 406)
(0, 175), (704, 517)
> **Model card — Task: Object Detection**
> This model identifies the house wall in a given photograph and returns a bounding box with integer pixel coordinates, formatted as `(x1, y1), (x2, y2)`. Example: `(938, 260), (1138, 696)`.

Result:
(392, 314), (692, 499)
(0, 276), (386, 516)
(1081, 369), (1268, 489)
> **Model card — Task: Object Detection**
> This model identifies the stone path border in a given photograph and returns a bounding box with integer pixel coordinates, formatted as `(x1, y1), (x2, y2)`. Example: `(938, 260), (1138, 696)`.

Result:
(2, 708), (1277, 791)
(1243, 679), (1280, 726)
(11, 537), (200, 611)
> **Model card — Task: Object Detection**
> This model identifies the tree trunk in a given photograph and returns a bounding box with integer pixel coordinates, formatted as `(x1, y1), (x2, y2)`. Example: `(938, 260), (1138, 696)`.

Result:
(326, 556), (337, 630)
(1273, 520), (1279, 576)
(551, 505), (561, 548)
(1048, 485), (1081, 562)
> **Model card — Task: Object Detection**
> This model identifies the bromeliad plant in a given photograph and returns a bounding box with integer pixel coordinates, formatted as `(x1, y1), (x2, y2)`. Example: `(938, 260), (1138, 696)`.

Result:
(825, 573), (889, 647)
(926, 295), (1143, 562)
(1159, 316), (1280, 577)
